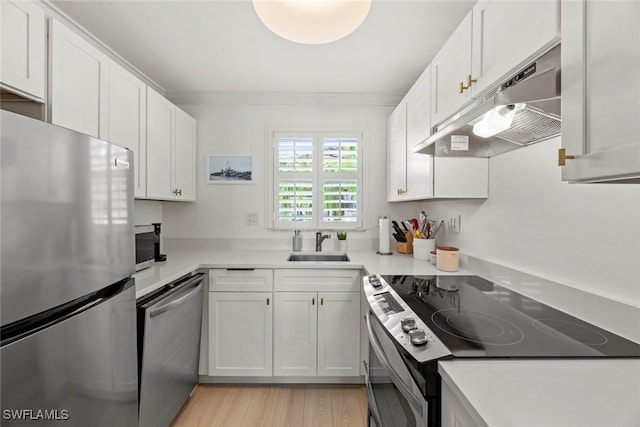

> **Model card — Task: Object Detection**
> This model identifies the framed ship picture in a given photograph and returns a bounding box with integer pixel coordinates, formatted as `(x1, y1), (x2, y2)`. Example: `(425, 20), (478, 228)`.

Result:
(207, 155), (254, 184)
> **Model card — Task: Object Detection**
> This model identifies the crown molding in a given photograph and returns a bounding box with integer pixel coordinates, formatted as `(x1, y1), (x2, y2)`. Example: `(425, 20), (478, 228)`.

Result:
(166, 91), (403, 107)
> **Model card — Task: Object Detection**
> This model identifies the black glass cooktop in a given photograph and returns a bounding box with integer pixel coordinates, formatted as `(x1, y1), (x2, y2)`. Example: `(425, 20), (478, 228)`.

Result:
(383, 275), (640, 358)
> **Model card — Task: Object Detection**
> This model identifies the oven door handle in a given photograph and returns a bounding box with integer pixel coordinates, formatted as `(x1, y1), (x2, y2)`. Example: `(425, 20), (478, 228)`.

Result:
(363, 360), (384, 427)
(366, 314), (424, 417)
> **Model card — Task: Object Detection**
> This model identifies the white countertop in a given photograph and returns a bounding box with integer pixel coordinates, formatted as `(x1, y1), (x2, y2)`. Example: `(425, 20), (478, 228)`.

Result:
(133, 248), (467, 299)
(133, 246), (640, 426)
(438, 359), (640, 427)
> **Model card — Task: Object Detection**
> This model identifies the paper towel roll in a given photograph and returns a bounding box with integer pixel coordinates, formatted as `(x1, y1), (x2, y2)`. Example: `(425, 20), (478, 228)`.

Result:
(378, 217), (391, 254)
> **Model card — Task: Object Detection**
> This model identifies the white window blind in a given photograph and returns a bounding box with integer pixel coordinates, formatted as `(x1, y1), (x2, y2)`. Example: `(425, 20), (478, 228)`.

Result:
(271, 130), (363, 229)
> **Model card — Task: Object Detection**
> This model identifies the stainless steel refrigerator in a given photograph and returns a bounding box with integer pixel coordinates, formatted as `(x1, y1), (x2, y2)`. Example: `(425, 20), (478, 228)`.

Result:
(0, 110), (138, 426)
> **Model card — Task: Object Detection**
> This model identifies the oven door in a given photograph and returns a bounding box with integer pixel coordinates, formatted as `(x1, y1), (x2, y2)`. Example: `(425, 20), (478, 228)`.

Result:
(365, 313), (428, 427)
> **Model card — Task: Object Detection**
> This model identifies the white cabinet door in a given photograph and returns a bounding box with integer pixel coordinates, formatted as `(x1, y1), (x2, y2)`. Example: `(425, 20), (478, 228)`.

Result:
(146, 86), (174, 199)
(433, 157), (488, 199)
(208, 292), (272, 376)
(561, 0), (640, 183)
(317, 292), (360, 376)
(174, 107), (197, 201)
(406, 66), (432, 148)
(441, 380), (485, 427)
(108, 61), (147, 198)
(50, 19), (109, 138)
(387, 102), (407, 201)
(431, 11), (473, 126)
(471, 0), (560, 96)
(273, 292), (317, 376)
(405, 65), (434, 200)
(1, 0), (45, 100)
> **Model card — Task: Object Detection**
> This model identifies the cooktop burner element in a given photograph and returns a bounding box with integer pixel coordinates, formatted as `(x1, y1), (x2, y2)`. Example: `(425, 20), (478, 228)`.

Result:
(380, 275), (640, 358)
(432, 309), (524, 346)
(532, 318), (608, 346)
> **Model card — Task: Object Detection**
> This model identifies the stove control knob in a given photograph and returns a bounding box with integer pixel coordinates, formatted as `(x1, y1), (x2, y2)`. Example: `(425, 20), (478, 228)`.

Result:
(401, 317), (417, 332)
(409, 329), (429, 346)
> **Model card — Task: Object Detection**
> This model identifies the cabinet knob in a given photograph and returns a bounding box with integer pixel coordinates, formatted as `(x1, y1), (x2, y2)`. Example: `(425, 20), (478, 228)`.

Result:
(177, 189), (182, 196)
(172, 189), (183, 196)
(320, 297), (324, 306)
(558, 148), (575, 166)
(312, 298), (315, 305)
(397, 188), (406, 195)
(266, 298), (270, 306)
(459, 81), (466, 94)
(467, 74), (477, 87)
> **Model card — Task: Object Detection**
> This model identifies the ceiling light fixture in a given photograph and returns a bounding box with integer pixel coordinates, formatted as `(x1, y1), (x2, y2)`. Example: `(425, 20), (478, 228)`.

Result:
(473, 104), (525, 138)
(253, 0), (372, 45)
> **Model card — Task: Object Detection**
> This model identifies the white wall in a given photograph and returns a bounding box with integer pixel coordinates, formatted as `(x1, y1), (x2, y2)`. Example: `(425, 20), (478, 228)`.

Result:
(162, 102), (405, 248)
(134, 199), (163, 225)
(422, 137), (640, 307)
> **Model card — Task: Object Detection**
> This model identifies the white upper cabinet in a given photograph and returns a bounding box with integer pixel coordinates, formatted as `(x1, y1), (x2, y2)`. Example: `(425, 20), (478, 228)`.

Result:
(146, 87), (174, 200)
(107, 60), (147, 198)
(430, 1), (559, 127)
(1, 0), (46, 100)
(431, 11), (473, 126)
(50, 19), (109, 138)
(387, 102), (408, 201)
(471, 0), (560, 96)
(560, 0), (640, 183)
(146, 87), (197, 201)
(405, 65), (435, 200)
(174, 107), (197, 201)
(406, 66), (432, 148)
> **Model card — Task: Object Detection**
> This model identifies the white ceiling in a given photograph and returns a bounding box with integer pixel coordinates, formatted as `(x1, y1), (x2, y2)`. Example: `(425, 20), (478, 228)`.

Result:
(51, 0), (475, 97)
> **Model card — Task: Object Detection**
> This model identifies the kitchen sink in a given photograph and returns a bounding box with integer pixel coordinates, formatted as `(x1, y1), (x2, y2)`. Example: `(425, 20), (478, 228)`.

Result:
(287, 253), (350, 262)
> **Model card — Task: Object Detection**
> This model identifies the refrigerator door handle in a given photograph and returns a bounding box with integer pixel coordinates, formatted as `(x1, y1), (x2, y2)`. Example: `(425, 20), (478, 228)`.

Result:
(149, 279), (203, 318)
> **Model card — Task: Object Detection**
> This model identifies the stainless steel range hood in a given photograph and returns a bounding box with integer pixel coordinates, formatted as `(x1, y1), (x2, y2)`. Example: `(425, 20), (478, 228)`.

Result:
(414, 45), (561, 157)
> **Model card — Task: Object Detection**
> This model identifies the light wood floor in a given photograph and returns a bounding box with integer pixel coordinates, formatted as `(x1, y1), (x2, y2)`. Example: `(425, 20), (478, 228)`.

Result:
(170, 384), (367, 427)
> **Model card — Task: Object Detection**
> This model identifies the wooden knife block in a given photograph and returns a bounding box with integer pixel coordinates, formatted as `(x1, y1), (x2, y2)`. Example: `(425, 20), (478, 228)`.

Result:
(395, 231), (414, 254)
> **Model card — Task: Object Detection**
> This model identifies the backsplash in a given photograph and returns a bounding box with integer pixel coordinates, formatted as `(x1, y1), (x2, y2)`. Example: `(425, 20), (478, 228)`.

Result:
(422, 137), (640, 308)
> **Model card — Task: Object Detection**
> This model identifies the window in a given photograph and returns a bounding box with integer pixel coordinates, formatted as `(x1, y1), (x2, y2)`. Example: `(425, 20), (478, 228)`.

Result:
(270, 130), (364, 230)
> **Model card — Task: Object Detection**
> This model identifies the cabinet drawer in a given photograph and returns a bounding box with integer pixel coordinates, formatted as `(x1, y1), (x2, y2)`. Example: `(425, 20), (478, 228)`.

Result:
(275, 269), (360, 292)
(209, 269), (273, 292)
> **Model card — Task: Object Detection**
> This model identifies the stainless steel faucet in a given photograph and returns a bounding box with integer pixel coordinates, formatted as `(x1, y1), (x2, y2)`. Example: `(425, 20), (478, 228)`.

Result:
(315, 232), (331, 252)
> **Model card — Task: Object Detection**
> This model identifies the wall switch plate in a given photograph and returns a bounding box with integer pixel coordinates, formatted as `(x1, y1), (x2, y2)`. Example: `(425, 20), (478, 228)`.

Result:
(448, 215), (461, 233)
(245, 212), (258, 225)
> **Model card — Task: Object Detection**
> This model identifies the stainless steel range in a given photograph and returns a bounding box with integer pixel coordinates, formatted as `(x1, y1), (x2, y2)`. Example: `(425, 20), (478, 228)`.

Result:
(363, 274), (640, 427)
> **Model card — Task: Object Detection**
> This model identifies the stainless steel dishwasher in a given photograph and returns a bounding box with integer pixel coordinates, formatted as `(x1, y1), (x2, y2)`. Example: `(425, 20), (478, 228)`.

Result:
(137, 272), (205, 427)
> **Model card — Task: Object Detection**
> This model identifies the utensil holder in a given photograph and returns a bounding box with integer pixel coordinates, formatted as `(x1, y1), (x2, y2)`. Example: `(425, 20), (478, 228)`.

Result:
(413, 238), (435, 260)
(395, 231), (414, 254)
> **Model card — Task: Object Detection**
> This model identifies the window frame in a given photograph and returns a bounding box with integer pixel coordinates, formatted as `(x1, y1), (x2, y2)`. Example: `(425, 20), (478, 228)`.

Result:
(268, 128), (365, 231)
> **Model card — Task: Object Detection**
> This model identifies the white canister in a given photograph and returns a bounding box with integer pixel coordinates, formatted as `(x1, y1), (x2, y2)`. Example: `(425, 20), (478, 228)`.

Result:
(413, 239), (435, 261)
(436, 246), (459, 272)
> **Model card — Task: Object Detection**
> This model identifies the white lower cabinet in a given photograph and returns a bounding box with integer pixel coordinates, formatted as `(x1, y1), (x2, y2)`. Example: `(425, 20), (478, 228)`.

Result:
(273, 269), (361, 378)
(274, 291), (360, 377)
(208, 292), (272, 376)
(441, 380), (485, 427)
(317, 292), (361, 376)
(273, 292), (317, 376)
(208, 269), (274, 376)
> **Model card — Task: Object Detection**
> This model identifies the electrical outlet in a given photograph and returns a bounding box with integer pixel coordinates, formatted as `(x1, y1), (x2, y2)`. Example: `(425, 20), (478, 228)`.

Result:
(447, 215), (461, 233)
(245, 212), (258, 225)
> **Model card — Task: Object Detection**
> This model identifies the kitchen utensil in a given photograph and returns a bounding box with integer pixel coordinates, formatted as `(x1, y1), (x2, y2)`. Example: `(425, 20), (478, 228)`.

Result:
(430, 221), (444, 239)
(393, 232), (407, 242)
(401, 221), (410, 232)
(391, 220), (403, 235)
(410, 218), (419, 231)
